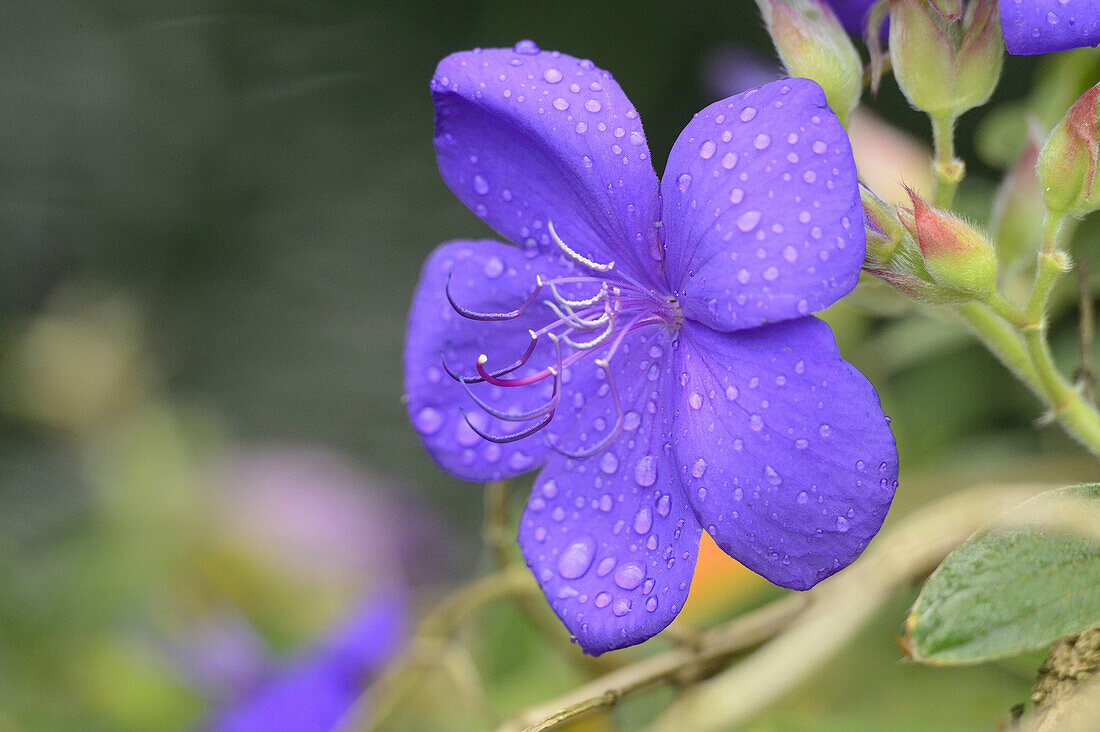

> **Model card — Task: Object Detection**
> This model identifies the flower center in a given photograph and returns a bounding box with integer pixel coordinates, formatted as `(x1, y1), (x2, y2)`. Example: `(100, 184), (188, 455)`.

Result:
(443, 222), (680, 457)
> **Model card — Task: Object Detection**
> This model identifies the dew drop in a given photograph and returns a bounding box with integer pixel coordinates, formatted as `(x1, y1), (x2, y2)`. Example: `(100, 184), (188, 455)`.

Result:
(721, 152), (738, 169)
(552, 97), (569, 111)
(543, 67), (563, 83)
(594, 591), (612, 608)
(688, 392), (703, 410)
(729, 187), (744, 204)
(753, 134), (771, 150)
(655, 494), (671, 518)
(725, 385), (739, 400)
(557, 535), (597, 579)
(614, 561), (646, 590)
(835, 516), (850, 532)
(483, 256), (504, 278)
(584, 99), (602, 113)
(473, 175), (489, 195)
(513, 39), (540, 55)
(699, 140), (716, 159)
(596, 556), (616, 576)
(677, 173), (693, 193)
(634, 455), (658, 487)
(414, 406), (443, 435)
(819, 424), (831, 437)
(600, 452), (619, 474)
(740, 106), (757, 122)
(612, 598), (632, 616)
(737, 210), (762, 232)
(765, 465), (782, 486)
(633, 507), (653, 534)
(691, 458), (707, 478)
(645, 597), (659, 612)
(796, 491), (809, 504)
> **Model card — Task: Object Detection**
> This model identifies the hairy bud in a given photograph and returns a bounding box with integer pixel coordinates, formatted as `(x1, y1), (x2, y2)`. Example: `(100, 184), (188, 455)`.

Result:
(899, 188), (997, 298)
(1037, 83), (1100, 217)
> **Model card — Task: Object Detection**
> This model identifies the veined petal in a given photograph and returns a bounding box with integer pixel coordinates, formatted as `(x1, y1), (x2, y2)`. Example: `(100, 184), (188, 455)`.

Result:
(405, 240), (572, 481)
(672, 318), (897, 590)
(431, 45), (663, 285)
(660, 79), (864, 331)
(518, 330), (700, 655)
(1000, 0), (1100, 55)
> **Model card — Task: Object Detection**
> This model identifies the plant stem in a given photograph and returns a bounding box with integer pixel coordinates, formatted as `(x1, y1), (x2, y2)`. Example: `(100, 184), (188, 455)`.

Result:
(930, 112), (964, 209)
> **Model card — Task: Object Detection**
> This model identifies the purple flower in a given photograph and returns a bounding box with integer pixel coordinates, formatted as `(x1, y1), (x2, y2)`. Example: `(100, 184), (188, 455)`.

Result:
(209, 591), (405, 732)
(825, 0), (880, 36)
(1000, 0), (1100, 55)
(406, 42), (897, 654)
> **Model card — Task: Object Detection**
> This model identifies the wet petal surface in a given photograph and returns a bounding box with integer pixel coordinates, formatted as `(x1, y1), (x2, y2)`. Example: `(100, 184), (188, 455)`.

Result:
(672, 317), (897, 590)
(518, 329), (701, 654)
(432, 44), (663, 285)
(405, 240), (572, 481)
(1000, 0), (1100, 55)
(660, 79), (864, 332)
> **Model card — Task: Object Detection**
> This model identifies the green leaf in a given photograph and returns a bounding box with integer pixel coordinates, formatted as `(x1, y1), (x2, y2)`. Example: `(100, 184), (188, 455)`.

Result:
(906, 485), (1100, 665)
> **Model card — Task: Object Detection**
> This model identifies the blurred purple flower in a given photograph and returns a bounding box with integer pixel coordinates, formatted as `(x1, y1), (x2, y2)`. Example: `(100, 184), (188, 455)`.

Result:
(701, 45), (783, 100)
(825, 0), (879, 36)
(406, 42), (897, 653)
(1000, 0), (1100, 55)
(209, 590), (405, 732)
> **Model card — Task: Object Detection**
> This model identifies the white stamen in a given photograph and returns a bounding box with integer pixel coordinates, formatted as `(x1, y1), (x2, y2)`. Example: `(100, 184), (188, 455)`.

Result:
(548, 220), (615, 272)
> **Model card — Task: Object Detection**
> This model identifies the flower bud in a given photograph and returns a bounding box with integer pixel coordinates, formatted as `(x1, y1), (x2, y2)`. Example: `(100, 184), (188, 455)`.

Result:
(861, 183), (906, 267)
(990, 127), (1045, 266)
(889, 0), (1003, 118)
(757, 0), (862, 125)
(1037, 83), (1100, 217)
(900, 188), (997, 297)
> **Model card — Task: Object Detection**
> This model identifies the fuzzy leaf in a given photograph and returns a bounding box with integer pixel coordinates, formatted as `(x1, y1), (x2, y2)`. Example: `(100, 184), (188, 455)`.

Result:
(906, 484), (1100, 665)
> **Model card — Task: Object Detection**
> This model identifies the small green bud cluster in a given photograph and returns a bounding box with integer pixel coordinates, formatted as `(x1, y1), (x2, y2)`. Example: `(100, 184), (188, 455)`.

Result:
(862, 186), (998, 303)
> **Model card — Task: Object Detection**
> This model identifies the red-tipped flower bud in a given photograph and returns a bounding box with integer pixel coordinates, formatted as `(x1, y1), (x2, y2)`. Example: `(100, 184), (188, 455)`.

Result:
(900, 188), (997, 297)
(757, 0), (862, 125)
(1037, 83), (1100, 217)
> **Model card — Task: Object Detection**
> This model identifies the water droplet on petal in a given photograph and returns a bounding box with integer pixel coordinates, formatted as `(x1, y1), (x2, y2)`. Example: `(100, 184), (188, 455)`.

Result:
(584, 99), (602, 113)
(633, 507), (653, 534)
(473, 175), (489, 195)
(699, 140), (716, 159)
(558, 535), (597, 579)
(796, 491), (809, 504)
(612, 598), (632, 616)
(835, 516), (850, 532)
(552, 97), (569, 110)
(414, 406), (443, 435)
(599, 452), (619, 474)
(614, 561), (646, 590)
(483, 256), (504, 278)
(753, 134), (771, 149)
(655, 493), (671, 517)
(721, 152), (738, 169)
(634, 455), (658, 487)
(688, 392), (703, 410)
(737, 210), (762, 232)
(740, 106), (757, 122)
(513, 39), (540, 55)
(691, 458), (707, 478)
(677, 173), (693, 193)
(543, 67), (563, 83)
(765, 465), (782, 486)
(594, 591), (612, 608)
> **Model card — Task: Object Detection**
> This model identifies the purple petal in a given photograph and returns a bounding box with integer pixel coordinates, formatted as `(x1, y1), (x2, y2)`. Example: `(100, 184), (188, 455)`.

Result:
(1000, 0), (1100, 55)
(405, 239), (571, 481)
(431, 44), (663, 285)
(825, 0), (880, 35)
(673, 318), (897, 590)
(210, 591), (405, 732)
(518, 330), (701, 654)
(660, 79), (864, 332)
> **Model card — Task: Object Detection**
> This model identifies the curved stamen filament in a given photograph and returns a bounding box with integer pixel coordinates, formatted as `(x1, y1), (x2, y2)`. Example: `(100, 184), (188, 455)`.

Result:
(459, 339), (563, 422)
(440, 331), (538, 384)
(446, 273), (544, 321)
(551, 358), (624, 459)
(459, 408), (553, 444)
(544, 299), (611, 332)
(548, 220), (614, 273)
(548, 280), (605, 309)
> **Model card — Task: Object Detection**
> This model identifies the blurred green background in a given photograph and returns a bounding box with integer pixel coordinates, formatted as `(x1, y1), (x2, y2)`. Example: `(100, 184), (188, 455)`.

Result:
(1, 2), (1098, 730)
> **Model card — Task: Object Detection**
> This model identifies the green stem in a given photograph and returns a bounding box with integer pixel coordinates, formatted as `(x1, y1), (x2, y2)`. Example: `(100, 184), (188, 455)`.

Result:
(959, 210), (1100, 456)
(930, 112), (964, 209)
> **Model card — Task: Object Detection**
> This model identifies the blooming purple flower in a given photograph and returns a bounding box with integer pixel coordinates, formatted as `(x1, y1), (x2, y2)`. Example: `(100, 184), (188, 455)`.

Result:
(1000, 0), (1100, 55)
(406, 42), (898, 654)
(209, 591), (405, 732)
